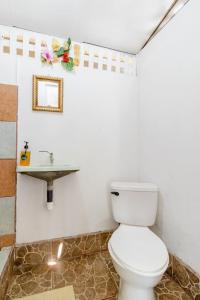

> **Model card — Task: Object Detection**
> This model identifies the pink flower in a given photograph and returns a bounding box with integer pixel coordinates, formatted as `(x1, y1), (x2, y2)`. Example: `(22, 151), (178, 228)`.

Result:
(42, 49), (53, 63)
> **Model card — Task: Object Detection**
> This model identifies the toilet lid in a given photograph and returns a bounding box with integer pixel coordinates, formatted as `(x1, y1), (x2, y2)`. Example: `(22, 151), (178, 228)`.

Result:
(109, 225), (168, 274)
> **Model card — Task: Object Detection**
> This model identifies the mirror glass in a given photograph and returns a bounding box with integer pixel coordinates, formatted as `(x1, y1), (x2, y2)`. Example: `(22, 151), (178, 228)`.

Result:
(33, 76), (63, 112)
(37, 81), (59, 107)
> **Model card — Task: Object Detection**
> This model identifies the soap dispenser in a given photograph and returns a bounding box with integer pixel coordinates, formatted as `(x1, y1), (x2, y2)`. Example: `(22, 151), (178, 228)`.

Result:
(20, 141), (31, 166)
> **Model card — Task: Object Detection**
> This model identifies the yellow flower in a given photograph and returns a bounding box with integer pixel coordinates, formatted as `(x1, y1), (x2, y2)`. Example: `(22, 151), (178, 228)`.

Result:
(52, 38), (61, 52)
(53, 54), (59, 63)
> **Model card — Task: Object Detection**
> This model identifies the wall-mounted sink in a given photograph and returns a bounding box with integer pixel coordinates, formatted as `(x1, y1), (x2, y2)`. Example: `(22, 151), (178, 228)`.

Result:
(17, 164), (80, 210)
(17, 164), (79, 182)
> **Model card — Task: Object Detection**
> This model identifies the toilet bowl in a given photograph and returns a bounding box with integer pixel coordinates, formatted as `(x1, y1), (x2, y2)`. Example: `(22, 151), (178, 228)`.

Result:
(108, 224), (169, 300)
(109, 182), (169, 300)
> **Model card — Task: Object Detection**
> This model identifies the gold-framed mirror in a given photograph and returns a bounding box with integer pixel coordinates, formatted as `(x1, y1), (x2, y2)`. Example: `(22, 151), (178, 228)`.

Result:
(33, 75), (63, 112)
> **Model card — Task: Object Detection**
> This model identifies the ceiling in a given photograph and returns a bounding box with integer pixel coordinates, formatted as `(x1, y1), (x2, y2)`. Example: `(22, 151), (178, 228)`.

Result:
(0, 0), (176, 54)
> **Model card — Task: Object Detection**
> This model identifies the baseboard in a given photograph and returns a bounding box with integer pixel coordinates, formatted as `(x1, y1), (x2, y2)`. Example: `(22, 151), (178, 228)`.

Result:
(0, 247), (14, 300)
(167, 254), (200, 298)
(14, 230), (113, 267)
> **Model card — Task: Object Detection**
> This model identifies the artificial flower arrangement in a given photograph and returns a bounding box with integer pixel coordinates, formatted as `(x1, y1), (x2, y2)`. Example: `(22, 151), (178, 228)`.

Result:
(41, 38), (74, 71)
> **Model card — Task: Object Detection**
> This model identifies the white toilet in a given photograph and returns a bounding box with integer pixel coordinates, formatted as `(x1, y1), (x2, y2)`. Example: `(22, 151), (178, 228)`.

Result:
(108, 182), (169, 300)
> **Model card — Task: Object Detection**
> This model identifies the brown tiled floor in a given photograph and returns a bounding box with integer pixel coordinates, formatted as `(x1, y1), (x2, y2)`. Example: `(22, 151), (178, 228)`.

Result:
(5, 251), (192, 300)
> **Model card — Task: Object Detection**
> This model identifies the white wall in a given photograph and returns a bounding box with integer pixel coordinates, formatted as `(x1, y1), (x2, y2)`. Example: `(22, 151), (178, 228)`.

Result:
(1, 2), (200, 276)
(11, 0), (200, 275)
(0, 55), (17, 85)
(0, 29), (137, 243)
(16, 59), (138, 243)
(138, 0), (200, 273)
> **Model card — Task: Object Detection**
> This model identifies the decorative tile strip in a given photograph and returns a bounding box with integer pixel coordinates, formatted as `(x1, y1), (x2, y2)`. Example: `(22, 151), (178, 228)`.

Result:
(2, 34), (10, 54)
(16, 35), (23, 56)
(14, 230), (113, 267)
(0, 234), (16, 250)
(0, 84), (18, 122)
(73, 44), (80, 66)
(167, 254), (200, 299)
(0, 160), (16, 197)
(0, 248), (14, 300)
(0, 25), (135, 76)
(28, 37), (36, 58)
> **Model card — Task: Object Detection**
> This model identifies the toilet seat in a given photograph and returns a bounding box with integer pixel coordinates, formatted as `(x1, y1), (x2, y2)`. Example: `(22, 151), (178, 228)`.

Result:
(109, 224), (168, 274)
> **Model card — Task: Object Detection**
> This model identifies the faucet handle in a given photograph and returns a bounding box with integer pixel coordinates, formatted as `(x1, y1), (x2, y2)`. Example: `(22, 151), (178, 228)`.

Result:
(49, 152), (54, 164)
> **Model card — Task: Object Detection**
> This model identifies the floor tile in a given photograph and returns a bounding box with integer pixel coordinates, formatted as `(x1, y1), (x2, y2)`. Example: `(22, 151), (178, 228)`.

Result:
(6, 264), (52, 299)
(15, 242), (51, 266)
(172, 256), (200, 299)
(99, 251), (120, 288)
(52, 254), (117, 300)
(5, 251), (192, 300)
(155, 274), (192, 299)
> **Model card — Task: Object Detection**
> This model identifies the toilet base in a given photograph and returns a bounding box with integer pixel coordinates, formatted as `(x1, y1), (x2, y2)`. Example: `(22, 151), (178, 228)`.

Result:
(118, 280), (156, 300)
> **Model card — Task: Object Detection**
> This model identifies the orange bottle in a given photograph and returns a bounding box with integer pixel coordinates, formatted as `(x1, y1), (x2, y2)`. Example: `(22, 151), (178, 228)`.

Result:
(20, 141), (31, 166)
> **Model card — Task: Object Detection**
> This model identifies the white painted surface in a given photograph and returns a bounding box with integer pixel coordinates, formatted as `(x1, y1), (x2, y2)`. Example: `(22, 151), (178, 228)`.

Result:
(0, 54), (17, 85)
(0, 0), (174, 54)
(111, 187), (158, 226)
(1, 0), (199, 276)
(138, 0), (200, 273)
(0, 27), (137, 243)
(109, 225), (168, 273)
(0, 26), (138, 244)
(108, 227), (167, 300)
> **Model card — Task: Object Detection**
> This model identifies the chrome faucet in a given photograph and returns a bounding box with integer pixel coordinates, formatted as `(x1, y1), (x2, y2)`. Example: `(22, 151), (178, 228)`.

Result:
(39, 151), (54, 164)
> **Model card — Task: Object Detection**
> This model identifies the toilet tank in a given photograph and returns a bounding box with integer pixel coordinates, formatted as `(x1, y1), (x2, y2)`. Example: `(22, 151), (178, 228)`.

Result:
(110, 182), (158, 226)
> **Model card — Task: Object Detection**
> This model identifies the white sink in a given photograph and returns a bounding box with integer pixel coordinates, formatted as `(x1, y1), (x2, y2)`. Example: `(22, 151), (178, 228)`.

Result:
(17, 164), (79, 182)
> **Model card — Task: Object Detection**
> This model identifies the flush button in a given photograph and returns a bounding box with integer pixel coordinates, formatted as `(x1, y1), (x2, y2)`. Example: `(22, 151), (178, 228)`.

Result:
(111, 191), (119, 196)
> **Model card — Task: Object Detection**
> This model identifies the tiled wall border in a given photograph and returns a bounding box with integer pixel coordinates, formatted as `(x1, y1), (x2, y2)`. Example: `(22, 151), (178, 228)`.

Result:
(0, 25), (135, 76)
(167, 254), (200, 299)
(0, 234), (16, 249)
(0, 83), (18, 249)
(0, 248), (14, 300)
(14, 230), (113, 267)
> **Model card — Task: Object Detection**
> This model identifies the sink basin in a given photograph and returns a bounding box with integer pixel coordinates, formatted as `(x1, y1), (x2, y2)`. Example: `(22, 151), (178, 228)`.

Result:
(17, 164), (80, 182)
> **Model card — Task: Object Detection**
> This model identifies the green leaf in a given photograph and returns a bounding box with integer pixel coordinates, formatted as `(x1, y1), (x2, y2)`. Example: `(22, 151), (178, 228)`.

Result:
(68, 37), (71, 47)
(61, 59), (74, 71)
(56, 47), (64, 57)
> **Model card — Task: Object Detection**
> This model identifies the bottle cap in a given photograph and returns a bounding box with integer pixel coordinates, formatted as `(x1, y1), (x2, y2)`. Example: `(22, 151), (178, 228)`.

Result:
(24, 141), (29, 150)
